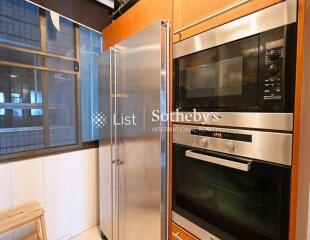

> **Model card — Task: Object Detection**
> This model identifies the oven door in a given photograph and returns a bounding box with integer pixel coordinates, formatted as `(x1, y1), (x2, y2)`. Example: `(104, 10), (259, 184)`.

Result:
(174, 35), (259, 111)
(172, 144), (291, 240)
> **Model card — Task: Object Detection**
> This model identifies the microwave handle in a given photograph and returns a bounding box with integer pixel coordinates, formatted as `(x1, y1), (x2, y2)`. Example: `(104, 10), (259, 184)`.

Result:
(174, 0), (251, 34)
(185, 150), (252, 172)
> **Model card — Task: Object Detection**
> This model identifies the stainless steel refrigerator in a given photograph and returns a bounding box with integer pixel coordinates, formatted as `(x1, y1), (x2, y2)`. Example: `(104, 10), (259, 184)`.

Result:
(98, 21), (169, 240)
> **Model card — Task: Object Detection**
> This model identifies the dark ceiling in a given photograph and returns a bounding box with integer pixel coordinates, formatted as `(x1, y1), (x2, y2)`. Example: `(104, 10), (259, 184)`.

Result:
(30, 0), (140, 32)
(30, 0), (113, 31)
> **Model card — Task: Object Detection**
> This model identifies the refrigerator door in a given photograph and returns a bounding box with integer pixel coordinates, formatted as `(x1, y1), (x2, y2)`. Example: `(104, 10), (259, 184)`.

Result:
(99, 48), (119, 240)
(116, 21), (169, 240)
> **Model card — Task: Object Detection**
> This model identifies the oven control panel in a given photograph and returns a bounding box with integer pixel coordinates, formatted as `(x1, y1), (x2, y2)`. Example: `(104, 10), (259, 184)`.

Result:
(173, 124), (293, 166)
(264, 40), (284, 102)
(191, 129), (252, 142)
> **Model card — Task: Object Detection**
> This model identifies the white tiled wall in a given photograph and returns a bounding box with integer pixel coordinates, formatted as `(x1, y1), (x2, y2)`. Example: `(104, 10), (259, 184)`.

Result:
(0, 148), (99, 240)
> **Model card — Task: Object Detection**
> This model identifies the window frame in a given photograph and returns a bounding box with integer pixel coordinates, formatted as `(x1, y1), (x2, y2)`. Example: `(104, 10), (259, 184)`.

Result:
(0, 8), (98, 163)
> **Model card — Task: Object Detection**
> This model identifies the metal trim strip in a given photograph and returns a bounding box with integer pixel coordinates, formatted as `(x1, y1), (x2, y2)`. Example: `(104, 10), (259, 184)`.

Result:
(172, 211), (221, 240)
(160, 20), (170, 240)
(171, 112), (294, 132)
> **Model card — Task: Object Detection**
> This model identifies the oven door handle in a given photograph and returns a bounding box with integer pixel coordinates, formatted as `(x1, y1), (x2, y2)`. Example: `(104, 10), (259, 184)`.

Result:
(185, 150), (252, 172)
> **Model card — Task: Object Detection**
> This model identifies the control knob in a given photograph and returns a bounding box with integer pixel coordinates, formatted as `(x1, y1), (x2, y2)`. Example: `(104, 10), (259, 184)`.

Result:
(268, 64), (279, 75)
(199, 138), (208, 147)
(269, 49), (280, 60)
(226, 141), (235, 152)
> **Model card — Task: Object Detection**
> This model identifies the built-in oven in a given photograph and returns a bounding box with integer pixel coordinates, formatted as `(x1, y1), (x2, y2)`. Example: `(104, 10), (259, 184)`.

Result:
(172, 124), (292, 240)
(172, 2), (297, 239)
(173, 4), (297, 113)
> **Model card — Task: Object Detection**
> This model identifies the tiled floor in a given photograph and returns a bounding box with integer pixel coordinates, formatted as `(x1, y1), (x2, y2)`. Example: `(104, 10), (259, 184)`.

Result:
(70, 226), (101, 240)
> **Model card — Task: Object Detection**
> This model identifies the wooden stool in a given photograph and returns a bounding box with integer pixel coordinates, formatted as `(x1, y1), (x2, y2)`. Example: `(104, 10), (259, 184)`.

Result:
(0, 202), (47, 240)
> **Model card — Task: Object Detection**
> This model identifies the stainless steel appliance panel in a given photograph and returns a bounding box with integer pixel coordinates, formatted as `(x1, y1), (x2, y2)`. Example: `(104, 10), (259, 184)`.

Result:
(99, 49), (115, 240)
(172, 211), (221, 240)
(116, 21), (168, 240)
(173, 124), (292, 166)
(171, 112), (293, 132)
(173, 0), (297, 59)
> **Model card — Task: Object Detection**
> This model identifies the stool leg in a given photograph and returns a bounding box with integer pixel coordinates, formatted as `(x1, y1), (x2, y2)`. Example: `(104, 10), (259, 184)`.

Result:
(36, 219), (41, 240)
(40, 216), (47, 240)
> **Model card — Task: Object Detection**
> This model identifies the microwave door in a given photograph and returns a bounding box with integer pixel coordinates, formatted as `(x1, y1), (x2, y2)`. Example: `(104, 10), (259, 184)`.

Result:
(176, 35), (259, 110)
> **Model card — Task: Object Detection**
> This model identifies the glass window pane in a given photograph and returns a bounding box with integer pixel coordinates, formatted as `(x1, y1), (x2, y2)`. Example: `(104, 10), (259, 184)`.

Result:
(0, 66), (43, 154)
(46, 13), (76, 57)
(46, 57), (75, 72)
(31, 90), (43, 116)
(48, 72), (77, 147)
(0, 0), (40, 49)
(0, 48), (42, 66)
(80, 27), (101, 142)
(0, 92), (5, 115)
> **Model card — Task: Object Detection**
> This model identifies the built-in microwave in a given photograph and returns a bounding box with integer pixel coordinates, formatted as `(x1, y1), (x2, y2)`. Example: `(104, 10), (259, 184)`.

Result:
(173, 23), (297, 112)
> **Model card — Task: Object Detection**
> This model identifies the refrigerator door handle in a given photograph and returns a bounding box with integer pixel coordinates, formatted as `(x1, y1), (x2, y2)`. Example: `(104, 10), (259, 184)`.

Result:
(160, 20), (170, 240)
(112, 46), (122, 167)
(110, 46), (119, 240)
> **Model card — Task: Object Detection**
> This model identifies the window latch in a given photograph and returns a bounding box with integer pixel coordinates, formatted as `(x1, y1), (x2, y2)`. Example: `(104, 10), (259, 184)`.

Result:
(74, 61), (79, 72)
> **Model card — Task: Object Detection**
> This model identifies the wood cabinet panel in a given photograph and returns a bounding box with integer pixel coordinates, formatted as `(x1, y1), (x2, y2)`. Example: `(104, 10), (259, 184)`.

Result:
(171, 222), (199, 240)
(290, 1), (305, 239)
(173, 0), (283, 42)
(102, 0), (173, 49)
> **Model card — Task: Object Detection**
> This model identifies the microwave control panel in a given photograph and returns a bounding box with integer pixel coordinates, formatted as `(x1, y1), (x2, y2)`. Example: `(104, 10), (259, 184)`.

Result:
(264, 39), (284, 102)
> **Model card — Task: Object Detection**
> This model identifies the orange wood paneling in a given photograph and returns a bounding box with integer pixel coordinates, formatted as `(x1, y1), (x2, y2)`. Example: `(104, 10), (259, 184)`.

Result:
(102, 0), (173, 49)
(172, 0), (183, 42)
(173, 0), (282, 42)
(171, 222), (199, 240)
(290, 0), (306, 239)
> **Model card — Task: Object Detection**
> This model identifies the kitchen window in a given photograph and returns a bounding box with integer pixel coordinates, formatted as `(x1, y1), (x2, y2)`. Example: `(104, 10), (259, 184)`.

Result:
(0, 0), (100, 159)
(80, 26), (101, 142)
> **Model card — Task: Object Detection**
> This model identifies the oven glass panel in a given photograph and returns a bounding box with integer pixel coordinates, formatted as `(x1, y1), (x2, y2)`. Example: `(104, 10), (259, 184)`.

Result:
(172, 144), (290, 240)
(176, 35), (259, 109)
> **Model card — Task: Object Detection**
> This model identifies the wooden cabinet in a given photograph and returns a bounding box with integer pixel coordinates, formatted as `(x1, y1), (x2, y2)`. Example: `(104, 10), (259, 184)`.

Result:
(173, 0), (283, 42)
(102, 0), (173, 49)
(171, 222), (199, 240)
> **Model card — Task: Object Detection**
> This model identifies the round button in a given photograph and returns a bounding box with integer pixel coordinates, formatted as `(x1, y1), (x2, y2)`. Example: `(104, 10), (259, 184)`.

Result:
(226, 141), (235, 152)
(199, 138), (208, 146)
(268, 64), (279, 75)
(269, 49), (279, 60)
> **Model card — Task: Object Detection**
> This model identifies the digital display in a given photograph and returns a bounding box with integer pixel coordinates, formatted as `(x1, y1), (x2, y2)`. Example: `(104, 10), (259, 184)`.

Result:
(191, 129), (252, 142)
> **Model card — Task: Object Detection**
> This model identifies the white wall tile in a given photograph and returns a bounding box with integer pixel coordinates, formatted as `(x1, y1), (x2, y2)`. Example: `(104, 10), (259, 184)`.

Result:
(89, 184), (99, 226)
(0, 148), (99, 240)
(0, 163), (11, 210)
(0, 233), (12, 240)
(11, 158), (44, 206)
(45, 199), (72, 240)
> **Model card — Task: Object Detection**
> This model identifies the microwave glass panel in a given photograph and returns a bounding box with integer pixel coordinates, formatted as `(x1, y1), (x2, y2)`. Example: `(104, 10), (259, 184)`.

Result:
(177, 35), (259, 109)
(185, 56), (243, 98)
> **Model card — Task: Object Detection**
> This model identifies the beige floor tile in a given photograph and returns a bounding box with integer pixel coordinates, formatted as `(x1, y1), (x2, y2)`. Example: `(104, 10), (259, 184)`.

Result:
(70, 226), (101, 240)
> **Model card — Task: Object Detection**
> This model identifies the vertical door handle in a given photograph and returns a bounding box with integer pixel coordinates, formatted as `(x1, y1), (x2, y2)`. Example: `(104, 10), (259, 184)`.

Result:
(174, 0), (251, 34)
